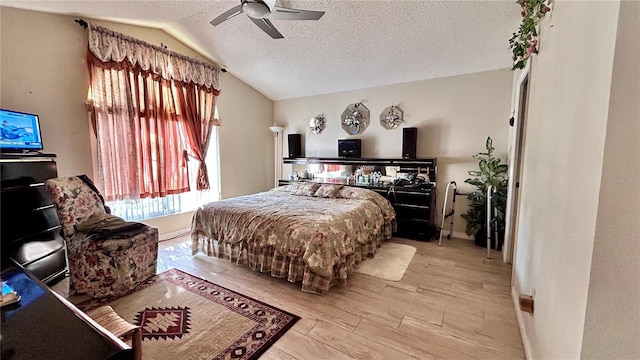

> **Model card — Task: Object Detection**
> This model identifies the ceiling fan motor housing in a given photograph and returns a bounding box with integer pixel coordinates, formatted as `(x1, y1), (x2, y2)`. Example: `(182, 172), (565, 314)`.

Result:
(242, 0), (276, 19)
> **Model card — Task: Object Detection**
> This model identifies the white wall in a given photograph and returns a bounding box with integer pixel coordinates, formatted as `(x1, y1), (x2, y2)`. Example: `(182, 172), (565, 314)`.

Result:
(581, 1), (640, 358)
(0, 6), (274, 234)
(511, 1), (621, 358)
(274, 69), (513, 237)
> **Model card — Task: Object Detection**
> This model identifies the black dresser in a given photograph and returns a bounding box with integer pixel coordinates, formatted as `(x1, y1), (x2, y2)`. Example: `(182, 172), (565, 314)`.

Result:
(369, 185), (436, 240)
(0, 153), (68, 284)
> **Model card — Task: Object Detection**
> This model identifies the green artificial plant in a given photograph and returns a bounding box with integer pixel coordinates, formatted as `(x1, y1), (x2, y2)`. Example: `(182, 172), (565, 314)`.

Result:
(509, 0), (552, 70)
(461, 137), (509, 243)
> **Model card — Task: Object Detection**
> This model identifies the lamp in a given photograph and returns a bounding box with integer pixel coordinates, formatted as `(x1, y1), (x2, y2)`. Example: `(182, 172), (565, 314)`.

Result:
(269, 126), (284, 187)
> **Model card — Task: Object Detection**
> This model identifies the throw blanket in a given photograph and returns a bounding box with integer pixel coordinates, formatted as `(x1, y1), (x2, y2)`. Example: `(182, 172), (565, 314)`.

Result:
(75, 213), (148, 240)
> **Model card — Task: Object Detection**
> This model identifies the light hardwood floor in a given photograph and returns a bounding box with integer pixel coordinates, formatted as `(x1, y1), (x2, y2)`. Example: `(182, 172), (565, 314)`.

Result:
(56, 235), (525, 359)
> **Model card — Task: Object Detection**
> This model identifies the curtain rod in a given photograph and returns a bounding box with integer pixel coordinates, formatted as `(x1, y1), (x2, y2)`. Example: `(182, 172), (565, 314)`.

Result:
(74, 18), (167, 48)
(73, 18), (227, 73)
(74, 18), (88, 29)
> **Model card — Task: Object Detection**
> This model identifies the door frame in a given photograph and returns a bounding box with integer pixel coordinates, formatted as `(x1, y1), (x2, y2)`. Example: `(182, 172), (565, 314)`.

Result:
(503, 63), (530, 264)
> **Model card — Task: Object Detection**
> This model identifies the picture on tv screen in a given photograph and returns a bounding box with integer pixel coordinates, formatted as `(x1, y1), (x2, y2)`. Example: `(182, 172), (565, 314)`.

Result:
(0, 108), (43, 152)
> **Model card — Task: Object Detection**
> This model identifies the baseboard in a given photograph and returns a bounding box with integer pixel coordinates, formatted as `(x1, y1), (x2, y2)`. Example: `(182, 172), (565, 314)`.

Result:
(440, 230), (473, 240)
(159, 228), (190, 242)
(511, 287), (533, 360)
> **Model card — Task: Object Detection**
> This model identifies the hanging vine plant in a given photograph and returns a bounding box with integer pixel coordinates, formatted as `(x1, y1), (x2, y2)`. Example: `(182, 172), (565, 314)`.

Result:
(509, 0), (552, 70)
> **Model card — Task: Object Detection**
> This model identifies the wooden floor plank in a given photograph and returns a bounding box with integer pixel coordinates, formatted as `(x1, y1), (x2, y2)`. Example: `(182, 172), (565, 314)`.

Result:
(388, 285), (485, 319)
(375, 286), (446, 326)
(259, 346), (300, 360)
(273, 329), (357, 360)
(399, 316), (525, 359)
(353, 318), (473, 360)
(331, 286), (406, 329)
(443, 312), (524, 350)
(308, 321), (418, 360)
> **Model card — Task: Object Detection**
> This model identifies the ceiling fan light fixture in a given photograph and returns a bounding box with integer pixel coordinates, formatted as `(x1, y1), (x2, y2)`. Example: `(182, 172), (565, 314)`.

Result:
(242, 0), (273, 19)
(210, 0), (321, 39)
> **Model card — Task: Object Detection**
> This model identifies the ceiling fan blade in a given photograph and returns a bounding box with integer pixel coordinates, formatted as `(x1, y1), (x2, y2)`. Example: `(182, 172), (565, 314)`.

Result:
(250, 18), (284, 39)
(268, 6), (325, 21)
(210, 4), (243, 26)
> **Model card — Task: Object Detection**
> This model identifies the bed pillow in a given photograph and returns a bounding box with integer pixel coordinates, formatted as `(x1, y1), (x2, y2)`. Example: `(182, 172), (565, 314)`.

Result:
(286, 183), (302, 193)
(313, 184), (344, 198)
(294, 182), (321, 196)
(270, 183), (302, 193)
(338, 186), (396, 221)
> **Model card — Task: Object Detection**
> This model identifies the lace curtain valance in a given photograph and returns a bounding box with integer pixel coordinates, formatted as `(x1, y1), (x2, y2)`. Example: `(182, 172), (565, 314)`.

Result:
(88, 24), (221, 91)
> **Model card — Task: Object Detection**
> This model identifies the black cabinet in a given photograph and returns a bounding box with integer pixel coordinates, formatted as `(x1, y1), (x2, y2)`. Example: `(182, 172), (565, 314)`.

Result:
(280, 157), (438, 241)
(371, 186), (436, 240)
(1, 154), (68, 284)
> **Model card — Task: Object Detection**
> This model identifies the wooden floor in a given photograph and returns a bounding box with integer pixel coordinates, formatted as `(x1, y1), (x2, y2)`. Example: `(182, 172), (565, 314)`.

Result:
(56, 235), (525, 359)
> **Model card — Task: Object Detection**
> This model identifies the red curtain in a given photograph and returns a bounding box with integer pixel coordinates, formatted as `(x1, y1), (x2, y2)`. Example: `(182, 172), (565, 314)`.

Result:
(88, 53), (190, 201)
(174, 83), (220, 190)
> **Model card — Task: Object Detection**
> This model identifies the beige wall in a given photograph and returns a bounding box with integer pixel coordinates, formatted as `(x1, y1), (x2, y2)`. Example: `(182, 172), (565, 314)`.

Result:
(1, 7), (92, 177)
(216, 70), (274, 199)
(581, 1), (640, 358)
(274, 69), (513, 237)
(0, 7), (274, 234)
(511, 0), (625, 358)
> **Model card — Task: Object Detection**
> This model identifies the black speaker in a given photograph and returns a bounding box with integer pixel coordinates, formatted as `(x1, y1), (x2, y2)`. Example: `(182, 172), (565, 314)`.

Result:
(288, 134), (302, 158)
(402, 127), (417, 159)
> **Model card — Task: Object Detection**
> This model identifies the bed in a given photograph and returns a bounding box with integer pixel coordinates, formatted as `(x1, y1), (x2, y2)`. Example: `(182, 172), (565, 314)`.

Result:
(191, 183), (396, 294)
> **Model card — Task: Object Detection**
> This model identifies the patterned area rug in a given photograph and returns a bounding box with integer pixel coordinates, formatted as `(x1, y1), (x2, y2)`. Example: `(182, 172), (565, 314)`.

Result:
(77, 269), (299, 360)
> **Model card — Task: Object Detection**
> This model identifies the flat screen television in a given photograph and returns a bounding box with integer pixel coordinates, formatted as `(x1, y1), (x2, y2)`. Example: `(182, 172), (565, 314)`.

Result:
(0, 108), (44, 152)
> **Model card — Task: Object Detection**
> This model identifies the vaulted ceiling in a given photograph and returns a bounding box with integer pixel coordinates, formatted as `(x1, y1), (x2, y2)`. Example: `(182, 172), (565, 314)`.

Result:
(2, 0), (522, 101)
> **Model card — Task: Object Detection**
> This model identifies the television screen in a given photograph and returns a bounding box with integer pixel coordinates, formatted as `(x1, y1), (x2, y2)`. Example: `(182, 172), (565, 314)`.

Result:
(0, 108), (44, 152)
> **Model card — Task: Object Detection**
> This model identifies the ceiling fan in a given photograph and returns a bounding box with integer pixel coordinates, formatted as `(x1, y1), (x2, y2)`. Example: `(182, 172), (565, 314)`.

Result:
(210, 0), (325, 39)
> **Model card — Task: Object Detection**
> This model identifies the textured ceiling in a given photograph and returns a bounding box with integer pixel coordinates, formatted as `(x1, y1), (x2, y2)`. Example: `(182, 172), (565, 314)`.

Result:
(2, 0), (522, 101)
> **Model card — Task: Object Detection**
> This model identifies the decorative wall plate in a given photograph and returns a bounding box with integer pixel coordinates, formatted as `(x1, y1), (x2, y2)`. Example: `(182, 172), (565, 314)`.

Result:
(309, 113), (326, 135)
(380, 105), (403, 130)
(341, 103), (370, 135)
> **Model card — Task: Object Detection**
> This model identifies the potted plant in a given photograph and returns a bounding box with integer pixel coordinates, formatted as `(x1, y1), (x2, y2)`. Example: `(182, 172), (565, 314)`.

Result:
(461, 137), (509, 249)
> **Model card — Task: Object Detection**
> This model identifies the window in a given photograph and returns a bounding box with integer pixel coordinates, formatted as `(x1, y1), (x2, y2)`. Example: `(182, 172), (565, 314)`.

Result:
(86, 26), (221, 222)
(106, 126), (220, 221)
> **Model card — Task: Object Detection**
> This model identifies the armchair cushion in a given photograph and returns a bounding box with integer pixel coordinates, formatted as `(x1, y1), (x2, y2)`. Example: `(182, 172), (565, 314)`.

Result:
(45, 176), (107, 238)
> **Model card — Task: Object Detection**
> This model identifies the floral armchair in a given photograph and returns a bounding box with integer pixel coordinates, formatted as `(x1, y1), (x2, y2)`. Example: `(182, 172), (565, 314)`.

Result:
(45, 176), (158, 298)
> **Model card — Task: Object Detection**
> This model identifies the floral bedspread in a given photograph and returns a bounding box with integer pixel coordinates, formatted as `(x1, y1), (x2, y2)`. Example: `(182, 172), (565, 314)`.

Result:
(191, 185), (396, 293)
